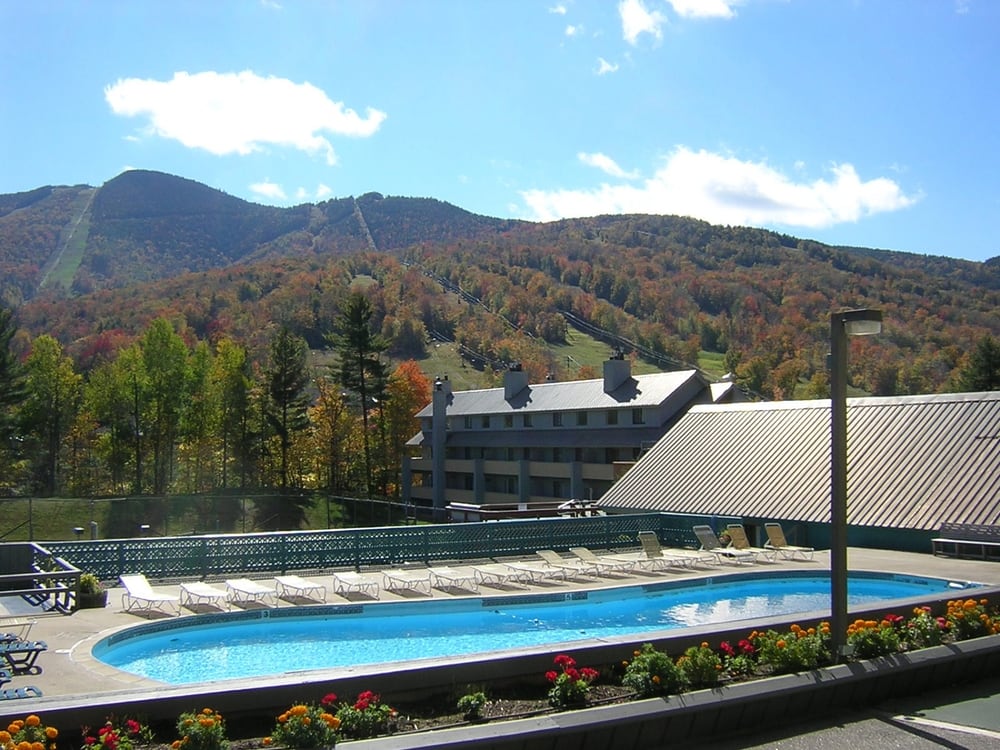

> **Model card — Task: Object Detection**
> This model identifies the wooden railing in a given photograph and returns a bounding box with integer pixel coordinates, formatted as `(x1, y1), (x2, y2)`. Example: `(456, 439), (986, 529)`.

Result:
(0, 541), (81, 613)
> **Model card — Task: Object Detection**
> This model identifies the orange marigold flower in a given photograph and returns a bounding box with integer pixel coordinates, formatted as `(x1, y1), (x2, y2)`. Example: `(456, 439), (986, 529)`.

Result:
(171, 741), (183, 749)
(24, 718), (40, 729)
(776, 639), (787, 649)
(0, 731), (11, 743)
(651, 675), (661, 684)
(700, 642), (709, 649)
(44, 729), (57, 740)
(262, 738), (272, 746)
(30, 743), (43, 750)
(290, 705), (308, 716)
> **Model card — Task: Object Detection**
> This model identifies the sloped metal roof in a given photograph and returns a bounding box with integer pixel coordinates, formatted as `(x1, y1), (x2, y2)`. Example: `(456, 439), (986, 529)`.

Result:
(599, 391), (1000, 532)
(415, 370), (706, 417)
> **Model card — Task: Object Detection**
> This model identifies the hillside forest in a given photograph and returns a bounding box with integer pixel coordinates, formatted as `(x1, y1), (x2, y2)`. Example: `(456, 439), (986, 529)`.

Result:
(0, 170), (998, 516)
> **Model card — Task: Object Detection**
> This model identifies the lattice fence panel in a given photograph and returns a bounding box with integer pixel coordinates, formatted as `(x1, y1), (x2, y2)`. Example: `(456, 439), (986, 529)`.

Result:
(44, 513), (695, 582)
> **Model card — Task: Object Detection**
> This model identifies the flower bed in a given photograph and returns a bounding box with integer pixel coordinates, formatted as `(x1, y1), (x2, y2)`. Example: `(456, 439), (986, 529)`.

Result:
(16, 597), (1000, 749)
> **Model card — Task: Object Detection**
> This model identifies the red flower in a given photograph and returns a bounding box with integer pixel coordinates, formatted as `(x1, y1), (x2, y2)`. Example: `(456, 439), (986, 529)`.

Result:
(738, 639), (756, 655)
(125, 720), (141, 736)
(565, 667), (580, 681)
(321, 693), (337, 707)
(84, 737), (97, 746)
(553, 654), (576, 669)
(719, 641), (735, 657)
(580, 667), (599, 682)
(545, 670), (559, 683)
(354, 690), (379, 710)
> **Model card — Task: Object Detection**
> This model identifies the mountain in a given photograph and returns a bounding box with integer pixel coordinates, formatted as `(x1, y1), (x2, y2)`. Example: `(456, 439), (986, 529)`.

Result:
(1, 169), (998, 398)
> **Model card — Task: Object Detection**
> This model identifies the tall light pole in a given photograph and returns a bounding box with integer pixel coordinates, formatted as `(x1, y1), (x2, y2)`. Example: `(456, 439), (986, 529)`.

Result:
(830, 308), (882, 661)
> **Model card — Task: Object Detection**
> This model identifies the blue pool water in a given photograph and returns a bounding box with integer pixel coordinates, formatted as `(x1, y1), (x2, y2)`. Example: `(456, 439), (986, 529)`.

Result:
(95, 571), (974, 685)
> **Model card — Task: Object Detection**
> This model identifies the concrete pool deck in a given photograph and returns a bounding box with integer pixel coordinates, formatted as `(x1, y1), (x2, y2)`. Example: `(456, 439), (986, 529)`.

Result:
(4, 545), (998, 705)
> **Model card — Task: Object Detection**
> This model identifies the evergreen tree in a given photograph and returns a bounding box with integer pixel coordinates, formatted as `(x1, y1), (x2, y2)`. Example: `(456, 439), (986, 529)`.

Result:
(266, 325), (310, 489)
(956, 334), (1000, 392)
(331, 292), (389, 498)
(0, 304), (27, 491)
(20, 335), (81, 495)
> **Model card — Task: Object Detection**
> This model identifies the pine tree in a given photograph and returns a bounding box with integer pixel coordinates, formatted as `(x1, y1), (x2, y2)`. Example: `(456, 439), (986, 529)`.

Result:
(956, 335), (1000, 392)
(0, 305), (27, 489)
(330, 293), (389, 498)
(266, 325), (311, 490)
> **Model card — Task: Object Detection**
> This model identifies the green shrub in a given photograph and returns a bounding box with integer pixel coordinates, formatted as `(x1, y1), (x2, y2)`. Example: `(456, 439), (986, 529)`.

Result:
(846, 616), (903, 659)
(173, 708), (228, 750)
(269, 695), (340, 748)
(677, 642), (723, 688)
(905, 606), (949, 649)
(334, 691), (394, 740)
(545, 653), (599, 708)
(456, 691), (488, 721)
(752, 624), (830, 673)
(621, 643), (687, 697)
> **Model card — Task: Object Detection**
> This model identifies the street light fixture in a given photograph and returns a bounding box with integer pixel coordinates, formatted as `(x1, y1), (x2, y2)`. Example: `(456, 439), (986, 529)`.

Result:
(830, 308), (882, 661)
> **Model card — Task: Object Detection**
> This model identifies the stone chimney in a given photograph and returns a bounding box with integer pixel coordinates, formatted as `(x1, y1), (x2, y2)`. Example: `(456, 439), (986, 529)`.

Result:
(603, 349), (631, 393)
(504, 362), (529, 400)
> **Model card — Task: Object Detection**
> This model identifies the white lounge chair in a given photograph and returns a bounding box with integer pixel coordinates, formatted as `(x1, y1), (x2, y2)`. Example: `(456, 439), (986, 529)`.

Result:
(179, 581), (230, 611)
(274, 574), (328, 603)
(119, 574), (180, 616)
(765, 522), (815, 561)
(726, 524), (778, 562)
(693, 525), (757, 565)
(225, 578), (278, 607)
(638, 531), (717, 568)
(381, 568), (432, 595)
(428, 566), (479, 593)
(535, 549), (600, 578)
(332, 571), (379, 599)
(472, 563), (530, 588)
(569, 547), (636, 574)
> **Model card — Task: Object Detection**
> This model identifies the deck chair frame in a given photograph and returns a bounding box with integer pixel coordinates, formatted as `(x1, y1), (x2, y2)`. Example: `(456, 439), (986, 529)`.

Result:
(119, 574), (181, 616)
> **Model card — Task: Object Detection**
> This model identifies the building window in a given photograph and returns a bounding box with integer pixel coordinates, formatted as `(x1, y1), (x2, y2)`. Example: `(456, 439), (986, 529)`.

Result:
(607, 410), (618, 426)
(632, 408), (645, 425)
(504, 414), (514, 428)
(523, 413), (533, 427)
(552, 447), (562, 463)
(576, 411), (588, 426)
(463, 415), (473, 430)
(553, 413), (563, 427)
(481, 415), (490, 428)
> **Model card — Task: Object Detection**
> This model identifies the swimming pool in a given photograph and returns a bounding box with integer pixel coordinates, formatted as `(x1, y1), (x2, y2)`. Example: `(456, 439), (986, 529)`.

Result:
(95, 570), (976, 685)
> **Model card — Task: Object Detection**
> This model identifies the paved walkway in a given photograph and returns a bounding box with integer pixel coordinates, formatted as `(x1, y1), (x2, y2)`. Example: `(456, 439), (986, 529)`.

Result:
(3, 547), (1000, 739)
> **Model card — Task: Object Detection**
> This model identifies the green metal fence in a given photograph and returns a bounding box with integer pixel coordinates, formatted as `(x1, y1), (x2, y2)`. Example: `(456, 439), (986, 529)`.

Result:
(43, 513), (741, 582)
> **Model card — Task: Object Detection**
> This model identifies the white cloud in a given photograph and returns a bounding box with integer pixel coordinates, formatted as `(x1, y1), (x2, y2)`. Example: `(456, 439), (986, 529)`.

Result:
(521, 146), (919, 230)
(565, 24), (581, 36)
(250, 180), (287, 201)
(596, 57), (620, 75)
(549, 4), (568, 14)
(579, 152), (638, 179)
(315, 183), (333, 200)
(619, 0), (667, 45)
(667, 0), (738, 19)
(105, 70), (387, 165)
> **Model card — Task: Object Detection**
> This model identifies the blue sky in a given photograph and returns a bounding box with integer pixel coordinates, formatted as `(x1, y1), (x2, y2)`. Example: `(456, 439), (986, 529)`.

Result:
(2, 1), (997, 262)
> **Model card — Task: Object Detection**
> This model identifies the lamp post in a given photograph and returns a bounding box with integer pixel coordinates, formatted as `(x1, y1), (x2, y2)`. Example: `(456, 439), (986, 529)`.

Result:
(830, 308), (882, 661)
